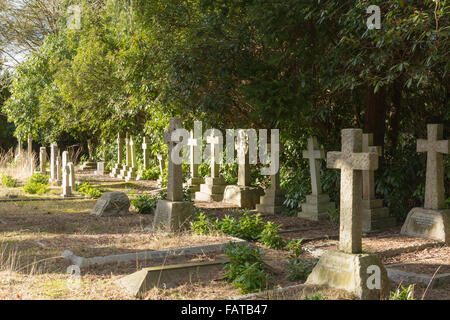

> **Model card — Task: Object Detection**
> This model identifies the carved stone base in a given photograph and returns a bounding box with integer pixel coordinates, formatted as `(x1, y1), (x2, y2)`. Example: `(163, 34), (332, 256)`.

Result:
(400, 207), (450, 243)
(306, 250), (390, 300)
(223, 185), (264, 209)
(298, 194), (335, 221)
(153, 200), (195, 232)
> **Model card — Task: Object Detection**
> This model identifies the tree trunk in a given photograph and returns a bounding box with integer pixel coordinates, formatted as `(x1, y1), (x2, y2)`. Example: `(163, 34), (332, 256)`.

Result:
(364, 85), (387, 151)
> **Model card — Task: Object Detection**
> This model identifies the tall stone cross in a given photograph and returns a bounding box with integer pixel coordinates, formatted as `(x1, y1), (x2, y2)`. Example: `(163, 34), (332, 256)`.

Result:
(362, 133), (382, 200)
(129, 136), (136, 168)
(327, 129), (379, 254)
(187, 130), (200, 178)
(206, 131), (221, 178)
(117, 133), (123, 165)
(303, 137), (325, 196)
(142, 136), (149, 170)
(124, 133), (130, 168)
(417, 124), (449, 210)
(39, 147), (47, 173)
(236, 132), (250, 186)
(50, 143), (58, 181)
(164, 118), (184, 202)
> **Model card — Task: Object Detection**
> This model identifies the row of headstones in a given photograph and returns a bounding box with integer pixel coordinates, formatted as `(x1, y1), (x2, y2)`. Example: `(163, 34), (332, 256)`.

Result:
(154, 121), (449, 299)
(106, 133), (166, 182)
(37, 143), (76, 197)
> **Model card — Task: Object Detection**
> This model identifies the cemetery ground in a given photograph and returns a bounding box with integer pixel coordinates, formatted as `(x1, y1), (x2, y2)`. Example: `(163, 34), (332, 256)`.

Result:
(0, 171), (449, 300)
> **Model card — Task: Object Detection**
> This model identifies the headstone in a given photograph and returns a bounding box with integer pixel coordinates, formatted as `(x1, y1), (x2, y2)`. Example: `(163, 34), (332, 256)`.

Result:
(298, 137), (335, 221)
(361, 133), (396, 232)
(137, 136), (150, 180)
(91, 192), (131, 216)
(110, 133), (123, 178)
(401, 124), (449, 243)
(68, 162), (75, 188)
(125, 136), (137, 181)
(55, 153), (62, 186)
(195, 130), (227, 202)
(255, 143), (285, 215)
(61, 164), (72, 197)
(223, 131), (263, 208)
(50, 143), (58, 182)
(118, 133), (130, 179)
(306, 129), (390, 300)
(39, 147), (47, 173)
(186, 130), (204, 192)
(153, 118), (194, 232)
(95, 162), (107, 175)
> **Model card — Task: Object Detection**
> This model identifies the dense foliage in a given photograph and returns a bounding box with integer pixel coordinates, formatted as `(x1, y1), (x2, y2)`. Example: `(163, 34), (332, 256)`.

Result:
(1, 0), (449, 220)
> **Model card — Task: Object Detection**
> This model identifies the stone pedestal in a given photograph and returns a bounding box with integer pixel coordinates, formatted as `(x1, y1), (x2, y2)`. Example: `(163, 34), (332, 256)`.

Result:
(362, 199), (396, 232)
(110, 164), (122, 178)
(298, 194), (335, 221)
(195, 177), (227, 202)
(187, 176), (204, 193)
(223, 185), (263, 209)
(255, 188), (285, 215)
(95, 162), (109, 175)
(117, 165), (129, 180)
(401, 207), (450, 243)
(80, 161), (97, 171)
(125, 167), (137, 181)
(153, 200), (194, 233)
(306, 250), (390, 300)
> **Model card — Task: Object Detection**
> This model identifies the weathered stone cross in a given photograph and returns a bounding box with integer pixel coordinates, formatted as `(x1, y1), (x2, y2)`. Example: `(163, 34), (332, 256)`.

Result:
(117, 133), (123, 165)
(206, 131), (221, 178)
(362, 133), (382, 200)
(142, 136), (149, 170)
(236, 131), (250, 186)
(417, 124), (449, 210)
(327, 129), (379, 254)
(303, 137), (325, 196)
(187, 130), (200, 178)
(164, 118), (183, 201)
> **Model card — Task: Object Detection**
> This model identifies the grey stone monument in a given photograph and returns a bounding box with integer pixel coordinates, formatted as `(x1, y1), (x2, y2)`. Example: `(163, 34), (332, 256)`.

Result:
(401, 124), (449, 243)
(50, 143), (58, 182)
(156, 153), (165, 187)
(223, 131), (263, 208)
(137, 136), (150, 180)
(153, 118), (194, 232)
(361, 133), (395, 232)
(306, 129), (390, 300)
(195, 130), (227, 202)
(298, 137), (335, 221)
(125, 136), (137, 181)
(39, 147), (47, 173)
(255, 143), (285, 215)
(61, 164), (72, 197)
(55, 153), (62, 186)
(186, 130), (204, 192)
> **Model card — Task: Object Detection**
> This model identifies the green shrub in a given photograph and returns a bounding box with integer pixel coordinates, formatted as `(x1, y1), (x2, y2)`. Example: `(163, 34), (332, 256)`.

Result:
(390, 285), (415, 300)
(140, 166), (161, 180)
(259, 222), (285, 249)
(131, 194), (158, 214)
(190, 210), (284, 249)
(190, 210), (216, 235)
(1, 174), (18, 187)
(76, 182), (102, 198)
(285, 239), (316, 281)
(224, 242), (271, 294)
(23, 173), (49, 195)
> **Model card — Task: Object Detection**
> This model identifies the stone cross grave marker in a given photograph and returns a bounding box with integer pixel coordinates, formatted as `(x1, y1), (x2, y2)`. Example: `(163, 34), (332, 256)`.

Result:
(39, 147), (47, 173)
(362, 134), (381, 200)
(206, 131), (220, 178)
(142, 136), (149, 171)
(417, 124), (449, 210)
(303, 137), (325, 195)
(187, 130), (200, 179)
(327, 129), (379, 254)
(164, 118), (184, 201)
(50, 143), (58, 182)
(298, 137), (334, 221)
(236, 131), (250, 187)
